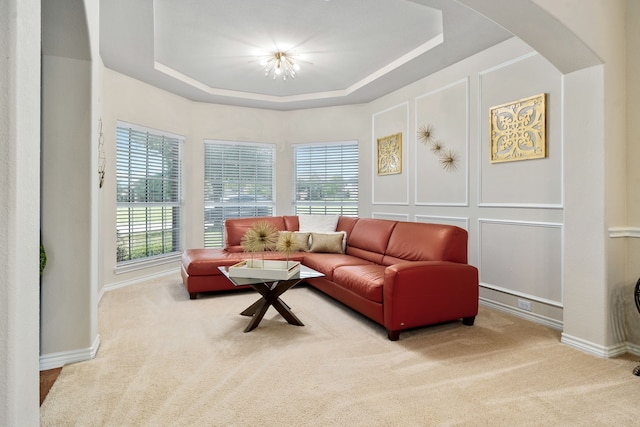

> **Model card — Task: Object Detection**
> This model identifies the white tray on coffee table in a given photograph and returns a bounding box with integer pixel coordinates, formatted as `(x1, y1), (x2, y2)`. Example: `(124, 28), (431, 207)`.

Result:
(228, 259), (300, 280)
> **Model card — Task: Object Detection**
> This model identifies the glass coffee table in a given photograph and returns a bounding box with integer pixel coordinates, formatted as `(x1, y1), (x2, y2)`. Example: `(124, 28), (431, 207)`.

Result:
(218, 264), (323, 332)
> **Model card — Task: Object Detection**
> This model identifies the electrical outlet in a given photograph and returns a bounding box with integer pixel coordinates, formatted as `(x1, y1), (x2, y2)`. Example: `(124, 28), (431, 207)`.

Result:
(517, 299), (532, 311)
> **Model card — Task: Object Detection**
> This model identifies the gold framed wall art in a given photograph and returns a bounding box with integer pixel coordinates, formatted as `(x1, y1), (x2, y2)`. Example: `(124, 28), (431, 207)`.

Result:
(490, 93), (546, 163)
(377, 132), (402, 175)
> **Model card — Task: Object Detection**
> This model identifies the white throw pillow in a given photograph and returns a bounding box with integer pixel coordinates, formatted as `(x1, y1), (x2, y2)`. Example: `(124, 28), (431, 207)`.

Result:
(298, 214), (339, 233)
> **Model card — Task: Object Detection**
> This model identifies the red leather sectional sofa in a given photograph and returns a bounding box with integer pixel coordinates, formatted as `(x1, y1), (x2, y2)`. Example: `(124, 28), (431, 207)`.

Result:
(181, 215), (479, 340)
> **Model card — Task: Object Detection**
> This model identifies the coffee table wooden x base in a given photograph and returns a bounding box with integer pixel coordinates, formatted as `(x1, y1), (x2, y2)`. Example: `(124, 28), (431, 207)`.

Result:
(239, 278), (304, 332)
(219, 265), (323, 333)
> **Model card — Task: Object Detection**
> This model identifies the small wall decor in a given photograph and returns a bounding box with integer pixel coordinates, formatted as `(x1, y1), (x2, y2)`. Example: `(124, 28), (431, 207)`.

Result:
(430, 139), (444, 154)
(377, 132), (402, 175)
(440, 149), (459, 172)
(417, 122), (459, 172)
(490, 93), (546, 163)
(98, 118), (106, 188)
(417, 124), (434, 145)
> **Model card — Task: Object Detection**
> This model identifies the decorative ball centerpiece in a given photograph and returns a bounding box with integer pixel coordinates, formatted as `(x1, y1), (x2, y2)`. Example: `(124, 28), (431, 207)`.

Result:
(240, 221), (279, 262)
(230, 221), (301, 280)
(275, 231), (300, 262)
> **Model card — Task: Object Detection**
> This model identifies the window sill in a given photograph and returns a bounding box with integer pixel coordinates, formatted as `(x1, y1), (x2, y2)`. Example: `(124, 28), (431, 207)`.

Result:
(114, 253), (182, 275)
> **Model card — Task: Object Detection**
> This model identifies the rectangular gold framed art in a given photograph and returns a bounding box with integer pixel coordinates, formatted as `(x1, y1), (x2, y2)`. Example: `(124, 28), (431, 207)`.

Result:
(377, 132), (402, 175)
(490, 93), (546, 163)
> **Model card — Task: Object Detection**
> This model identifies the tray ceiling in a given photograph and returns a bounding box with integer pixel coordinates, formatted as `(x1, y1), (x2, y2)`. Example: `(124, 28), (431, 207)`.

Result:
(100, 0), (512, 110)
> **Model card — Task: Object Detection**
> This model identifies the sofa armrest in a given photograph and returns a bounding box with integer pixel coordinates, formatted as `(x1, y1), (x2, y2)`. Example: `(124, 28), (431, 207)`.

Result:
(382, 261), (479, 332)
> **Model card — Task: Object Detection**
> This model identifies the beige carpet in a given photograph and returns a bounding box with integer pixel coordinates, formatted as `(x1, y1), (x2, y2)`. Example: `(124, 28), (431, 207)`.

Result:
(41, 274), (640, 426)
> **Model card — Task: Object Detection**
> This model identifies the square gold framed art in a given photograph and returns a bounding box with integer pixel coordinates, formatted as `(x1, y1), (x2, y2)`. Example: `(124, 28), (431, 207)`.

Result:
(490, 93), (546, 163)
(377, 132), (402, 175)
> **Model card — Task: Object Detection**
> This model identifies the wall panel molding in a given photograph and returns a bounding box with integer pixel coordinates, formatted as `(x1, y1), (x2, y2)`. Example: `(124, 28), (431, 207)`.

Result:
(414, 77), (469, 206)
(478, 218), (563, 306)
(416, 214), (469, 230)
(372, 102), (410, 205)
(608, 227), (640, 238)
(480, 298), (563, 330)
(372, 212), (409, 221)
(477, 202), (563, 209)
(477, 52), (564, 208)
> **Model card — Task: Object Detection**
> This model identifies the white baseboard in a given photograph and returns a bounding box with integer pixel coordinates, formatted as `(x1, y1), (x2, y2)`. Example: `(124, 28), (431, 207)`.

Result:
(479, 297), (563, 330)
(560, 333), (628, 358)
(40, 334), (101, 371)
(42, 269), (180, 370)
(624, 341), (640, 357)
(480, 297), (640, 358)
(99, 268), (181, 301)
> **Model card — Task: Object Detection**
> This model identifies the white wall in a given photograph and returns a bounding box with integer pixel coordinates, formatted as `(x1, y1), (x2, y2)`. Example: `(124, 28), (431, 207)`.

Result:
(282, 105), (371, 216)
(101, 36), (579, 338)
(0, 0), (41, 425)
(624, 0), (640, 350)
(187, 101), (286, 245)
(39, 0), (101, 373)
(100, 69), (193, 288)
(532, 0), (630, 353)
(458, 0), (632, 354)
(40, 54), (96, 357)
(100, 68), (370, 286)
(368, 37), (565, 326)
(1, 0), (632, 424)
(35, 0), (638, 380)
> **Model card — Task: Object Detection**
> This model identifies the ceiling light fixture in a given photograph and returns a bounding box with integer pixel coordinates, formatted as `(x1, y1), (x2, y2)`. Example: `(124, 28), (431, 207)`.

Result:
(260, 51), (300, 80)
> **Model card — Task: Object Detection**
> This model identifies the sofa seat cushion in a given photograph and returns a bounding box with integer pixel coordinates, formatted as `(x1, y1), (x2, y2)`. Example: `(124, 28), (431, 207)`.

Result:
(301, 252), (371, 280)
(182, 249), (241, 275)
(332, 264), (386, 303)
(182, 249), (305, 276)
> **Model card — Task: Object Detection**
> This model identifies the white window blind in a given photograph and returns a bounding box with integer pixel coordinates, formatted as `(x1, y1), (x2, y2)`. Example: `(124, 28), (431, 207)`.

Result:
(116, 122), (183, 264)
(293, 141), (359, 216)
(204, 140), (275, 248)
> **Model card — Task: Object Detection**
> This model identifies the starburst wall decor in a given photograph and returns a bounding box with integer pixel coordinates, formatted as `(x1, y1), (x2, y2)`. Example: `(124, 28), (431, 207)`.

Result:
(440, 149), (459, 172)
(417, 124), (459, 172)
(417, 124), (435, 145)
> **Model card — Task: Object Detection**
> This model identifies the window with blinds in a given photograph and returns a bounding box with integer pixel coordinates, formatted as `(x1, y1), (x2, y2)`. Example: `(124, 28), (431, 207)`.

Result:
(116, 122), (183, 265)
(293, 141), (359, 216)
(204, 140), (275, 248)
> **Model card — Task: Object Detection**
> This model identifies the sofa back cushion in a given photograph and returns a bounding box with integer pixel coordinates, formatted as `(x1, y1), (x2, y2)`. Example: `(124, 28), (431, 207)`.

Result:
(283, 215), (299, 231)
(224, 215), (352, 252)
(383, 222), (468, 265)
(346, 218), (397, 264)
(224, 216), (288, 252)
(336, 216), (359, 236)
